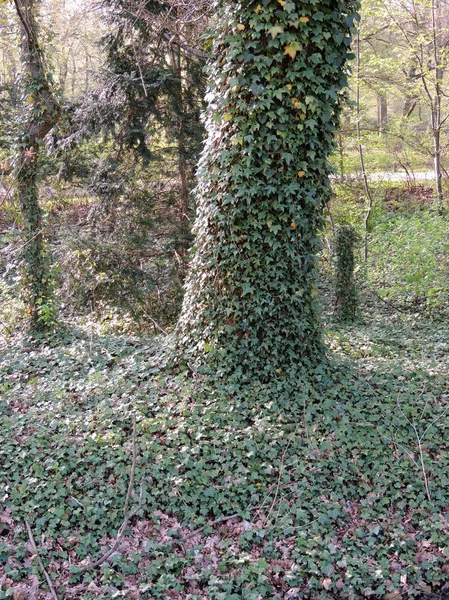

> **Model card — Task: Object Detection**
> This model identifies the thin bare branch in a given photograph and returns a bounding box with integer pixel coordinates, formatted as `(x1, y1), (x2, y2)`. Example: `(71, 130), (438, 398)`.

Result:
(25, 520), (60, 600)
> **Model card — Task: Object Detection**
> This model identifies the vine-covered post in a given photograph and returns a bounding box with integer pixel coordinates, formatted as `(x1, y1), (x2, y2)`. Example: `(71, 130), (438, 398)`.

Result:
(177, 0), (359, 381)
(334, 226), (358, 322)
(13, 0), (59, 330)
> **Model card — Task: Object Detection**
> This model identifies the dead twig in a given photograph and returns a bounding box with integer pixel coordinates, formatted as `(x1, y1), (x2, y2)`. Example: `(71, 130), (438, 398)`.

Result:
(24, 520), (60, 600)
(175, 513), (240, 544)
(80, 414), (144, 573)
(80, 480), (144, 572)
(264, 436), (293, 526)
(123, 415), (137, 517)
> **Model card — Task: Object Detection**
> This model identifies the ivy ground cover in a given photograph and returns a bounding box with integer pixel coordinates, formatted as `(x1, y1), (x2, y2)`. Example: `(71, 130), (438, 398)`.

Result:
(1, 295), (449, 599)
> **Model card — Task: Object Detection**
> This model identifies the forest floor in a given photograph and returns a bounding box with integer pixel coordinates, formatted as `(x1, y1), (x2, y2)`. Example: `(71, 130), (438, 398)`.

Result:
(1, 289), (449, 599)
(1, 190), (449, 599)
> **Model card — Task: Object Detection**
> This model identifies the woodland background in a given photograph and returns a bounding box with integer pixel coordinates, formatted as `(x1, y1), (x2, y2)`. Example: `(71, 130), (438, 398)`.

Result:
(1, 1), (449, 599)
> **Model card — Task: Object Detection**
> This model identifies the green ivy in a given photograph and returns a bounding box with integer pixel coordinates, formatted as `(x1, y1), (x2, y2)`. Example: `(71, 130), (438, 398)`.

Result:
(334, 225), (358, 322)
(13, 0), (60, 332)
(177, 0), (360, 380)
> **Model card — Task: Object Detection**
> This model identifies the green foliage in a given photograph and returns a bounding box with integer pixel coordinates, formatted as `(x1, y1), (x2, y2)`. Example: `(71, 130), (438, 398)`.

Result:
(11, 0), (60, 333)
(15, 149), (57, 333)
(177, 0), (360, 380)
(334, 225), (358, 322)
(367, 211), (449, 316)
(1, 302), (449, 598)
(49, 156), (188, 332)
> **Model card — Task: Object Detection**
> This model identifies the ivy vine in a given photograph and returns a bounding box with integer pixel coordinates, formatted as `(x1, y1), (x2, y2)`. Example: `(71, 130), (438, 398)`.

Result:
(177, 0), (360, 381)
(13, 0), (60, 331)
(334, 225), (358, 322)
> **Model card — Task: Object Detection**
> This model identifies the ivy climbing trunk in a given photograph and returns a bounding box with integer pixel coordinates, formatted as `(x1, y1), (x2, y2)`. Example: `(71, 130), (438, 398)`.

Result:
(177, 0), (359, 381)
(13, 0), (59, 329)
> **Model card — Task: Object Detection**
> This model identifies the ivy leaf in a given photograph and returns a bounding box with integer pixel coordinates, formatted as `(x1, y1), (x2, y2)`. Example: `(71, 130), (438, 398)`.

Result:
(254, 4), (262, 14)
(284, 41), (301, 60)
(269, 25), (283, 39)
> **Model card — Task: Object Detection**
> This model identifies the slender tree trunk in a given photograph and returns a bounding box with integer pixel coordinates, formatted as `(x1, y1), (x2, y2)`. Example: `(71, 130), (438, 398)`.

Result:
(356, 32), (374, 261)
(377, 93), (387, 135)
(432, 0), (444, 207)
(13, 0), (59, 329)
(432, 116), (443, 206)
(169, 40), (190, 233)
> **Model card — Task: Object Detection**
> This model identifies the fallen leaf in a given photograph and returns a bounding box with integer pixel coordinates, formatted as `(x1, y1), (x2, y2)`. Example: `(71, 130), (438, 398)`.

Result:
(323, 578), (332, 590)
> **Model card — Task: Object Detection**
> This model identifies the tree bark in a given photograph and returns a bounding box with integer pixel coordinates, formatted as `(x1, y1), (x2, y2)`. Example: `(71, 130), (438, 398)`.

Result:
(377, 93), (387, 135)
(13, 0), (59, 329)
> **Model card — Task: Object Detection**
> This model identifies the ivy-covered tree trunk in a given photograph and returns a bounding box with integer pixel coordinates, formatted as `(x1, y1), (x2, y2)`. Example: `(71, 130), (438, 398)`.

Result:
(177, 0), (359, 381)
(334, 226), (358, 322)
(13, 0), (59, 329)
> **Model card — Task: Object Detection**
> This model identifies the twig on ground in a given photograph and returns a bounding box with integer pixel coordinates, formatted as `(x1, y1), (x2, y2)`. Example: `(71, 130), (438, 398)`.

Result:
(123, 415), (137, 517)
(365, 287), (414, 314)
(80, 414), (144, 573)
(80, 480), (144, 572)
(412, 421), (432, 503)
(264, 437), (292, 525)
(396, 387), (432, 503)
(175, 513), (240, 544)
(25, 520), (60, 600)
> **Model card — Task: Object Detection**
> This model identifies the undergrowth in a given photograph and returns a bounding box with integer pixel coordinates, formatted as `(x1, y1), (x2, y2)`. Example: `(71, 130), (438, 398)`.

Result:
(1, 293), (449, 599)
(1, 183), (449, 599)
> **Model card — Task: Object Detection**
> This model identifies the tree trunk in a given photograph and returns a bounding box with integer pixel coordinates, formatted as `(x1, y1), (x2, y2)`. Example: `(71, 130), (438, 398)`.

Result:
(176, 0), (359, 381)
(432, 0), (444, 207)
(403, 65), (419, 118)
(13, 0), (59, 330)
(169, 44), (190, 231)
(377, 93), (387, 135)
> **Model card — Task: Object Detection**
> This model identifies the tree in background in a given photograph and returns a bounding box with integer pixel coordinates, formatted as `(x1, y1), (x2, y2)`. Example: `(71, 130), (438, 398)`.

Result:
(84, 0), (209, 224)
(343, 0), (449, 201)
(177, 0), (359, 382)
(44, 0), (209, 323)
(380, 0), (449, 205)
(0, 5), (19, 151)
(13, 0), (59, 330)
